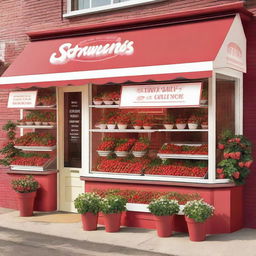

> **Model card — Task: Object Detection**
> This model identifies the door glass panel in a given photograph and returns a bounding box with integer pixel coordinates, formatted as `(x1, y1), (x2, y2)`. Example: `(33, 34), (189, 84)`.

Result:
(64, 92), (82, 168)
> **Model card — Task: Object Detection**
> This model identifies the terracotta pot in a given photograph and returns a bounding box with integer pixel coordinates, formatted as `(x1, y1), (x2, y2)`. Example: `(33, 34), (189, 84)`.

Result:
(103, 212), (122, 232)
(81, 212), (98, 231)
(154, 215), (174, 237)
(16, 191), (36, 217)
(185, 216), (206, 242)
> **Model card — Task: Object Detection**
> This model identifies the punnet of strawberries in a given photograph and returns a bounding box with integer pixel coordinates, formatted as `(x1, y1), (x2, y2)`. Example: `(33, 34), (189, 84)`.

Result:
(15, 132), (56, 146)
(159, 144), (208, 155)
(217, 130), (253, 185)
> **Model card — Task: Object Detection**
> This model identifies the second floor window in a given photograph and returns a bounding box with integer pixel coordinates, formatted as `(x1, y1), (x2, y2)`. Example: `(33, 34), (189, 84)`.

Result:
(71, 0), (130, 10)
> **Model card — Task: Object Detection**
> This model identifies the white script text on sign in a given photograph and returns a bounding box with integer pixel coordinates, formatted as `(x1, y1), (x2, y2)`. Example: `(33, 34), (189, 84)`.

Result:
(50, 37), (134, 65)
(120, 83), (202, 108)
(8, 91), (37, 108)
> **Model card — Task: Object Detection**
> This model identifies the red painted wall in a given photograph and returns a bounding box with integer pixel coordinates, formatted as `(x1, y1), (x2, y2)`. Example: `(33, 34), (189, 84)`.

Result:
(1, 0), (256, 230)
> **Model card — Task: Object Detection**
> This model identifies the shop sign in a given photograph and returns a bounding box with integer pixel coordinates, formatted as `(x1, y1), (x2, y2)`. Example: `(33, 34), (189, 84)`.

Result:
(120, 83), (202, 108)
(7, 91), (37, 108)
(50, 37), (134, 65)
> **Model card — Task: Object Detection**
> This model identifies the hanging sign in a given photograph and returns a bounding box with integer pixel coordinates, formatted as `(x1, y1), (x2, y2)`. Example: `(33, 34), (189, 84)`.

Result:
(7, 91), (37, 108)
(120, 83), (202, 108)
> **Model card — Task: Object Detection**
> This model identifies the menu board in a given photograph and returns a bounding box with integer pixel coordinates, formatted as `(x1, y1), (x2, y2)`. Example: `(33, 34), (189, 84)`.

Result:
(64, 92), (81, 168)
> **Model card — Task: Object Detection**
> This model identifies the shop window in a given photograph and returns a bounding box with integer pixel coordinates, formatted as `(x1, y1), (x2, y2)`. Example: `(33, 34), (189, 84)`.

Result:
(66, 0), (163, 17)
(88, 82), (210, 182)
(64, 92), (82, 168)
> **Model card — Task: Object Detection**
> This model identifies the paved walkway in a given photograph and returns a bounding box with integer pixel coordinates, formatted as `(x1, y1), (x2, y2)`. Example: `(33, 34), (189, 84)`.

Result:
(0, 208), (256, 256)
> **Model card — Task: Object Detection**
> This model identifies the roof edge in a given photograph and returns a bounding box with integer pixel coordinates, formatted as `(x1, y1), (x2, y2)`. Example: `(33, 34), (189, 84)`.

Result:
(28, 2), (252, 41)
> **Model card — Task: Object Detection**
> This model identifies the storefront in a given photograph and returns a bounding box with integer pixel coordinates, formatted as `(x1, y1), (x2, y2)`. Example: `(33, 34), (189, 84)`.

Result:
(0, 12), (249, 233)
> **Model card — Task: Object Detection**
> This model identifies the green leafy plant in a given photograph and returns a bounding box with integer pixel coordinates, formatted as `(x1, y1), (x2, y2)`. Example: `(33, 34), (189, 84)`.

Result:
(217, 130), (253, 184)
(11, 175), (40, 193)
(0, 121), (20, 166)
(74, 192), (101, 214)
(183, 199), (214, 223)
(148, 197), (180, 216)
(100, 195), (127, 214)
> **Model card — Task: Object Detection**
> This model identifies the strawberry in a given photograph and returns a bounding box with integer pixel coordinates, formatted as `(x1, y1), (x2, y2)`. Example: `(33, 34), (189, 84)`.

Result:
(232, 172), (240, 179)
(218, 174), (225, 179)
(235, 152), (241, 160)
(245, 161), (253, 168)
(218, 144), (225, 150)
(223, 153), (229, 159)
(216, 168), (223, 174)
(238, 162), (244, 168)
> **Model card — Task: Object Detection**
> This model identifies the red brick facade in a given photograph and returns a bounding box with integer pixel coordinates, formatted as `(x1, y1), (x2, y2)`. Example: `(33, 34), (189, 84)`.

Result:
(1, 0), (256, 227)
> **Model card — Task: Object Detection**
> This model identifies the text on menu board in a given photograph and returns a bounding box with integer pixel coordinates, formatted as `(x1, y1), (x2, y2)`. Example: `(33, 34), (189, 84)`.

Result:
(120, 83), (202, 108)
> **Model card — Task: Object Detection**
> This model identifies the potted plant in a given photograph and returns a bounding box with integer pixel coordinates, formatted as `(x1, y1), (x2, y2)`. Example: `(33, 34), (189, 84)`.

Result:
(93, 96), (103, 105)
(11, 175), (40, 217)
(132, 137), (150, 157)
(110, 91), (120, 105)
(74, 192), (101, 231)
(116, 114), (130, 129)
(100, 194), (127, 232)
(187, 115), (200, 129)
(200, 86), (208, 104)
(132, 119), (143, 129)
(148, 197), (180, 237)
(95, 118), (107, 129)
(175, 118), (187, 129)
(102, 93), (114, 105)
(201, 121), (208, 129)
(96, 137), (115, 157)
(114, 138), (136, 157)
(183, 199), (214, 241)
(106, 116), (116, 129)
(163, 115), (175, 129)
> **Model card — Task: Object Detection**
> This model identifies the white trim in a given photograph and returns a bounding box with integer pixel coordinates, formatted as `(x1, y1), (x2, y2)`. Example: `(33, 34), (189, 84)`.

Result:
(64, 0), (165, 18)
(208, 74), (216, 182)
(0, 61), (213, 85)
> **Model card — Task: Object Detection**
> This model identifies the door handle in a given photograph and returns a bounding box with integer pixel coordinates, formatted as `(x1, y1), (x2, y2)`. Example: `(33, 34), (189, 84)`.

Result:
(70, 170), (80, 173)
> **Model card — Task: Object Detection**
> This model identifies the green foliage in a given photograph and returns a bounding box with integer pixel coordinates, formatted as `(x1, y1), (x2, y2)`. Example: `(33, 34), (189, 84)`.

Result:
(74, 192), (101, 214)
(148, 197), (180, 216)
(0, 121), (20, 166)
(100, 195), (127, 214)
(217, 130), (253, 185)
(183, 199), (214, 223)
(11, 175), (40, 193)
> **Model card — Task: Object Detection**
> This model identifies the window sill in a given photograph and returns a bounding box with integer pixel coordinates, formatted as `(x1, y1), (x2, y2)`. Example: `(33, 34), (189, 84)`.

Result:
(80, 174), (234, 188)
(64, 0), (165, 18)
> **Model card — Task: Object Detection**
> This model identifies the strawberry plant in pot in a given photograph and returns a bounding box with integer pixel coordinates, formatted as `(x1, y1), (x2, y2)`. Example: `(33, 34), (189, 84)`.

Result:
(100, 194), (127, 232)
(114, 138), (136, 157)
(116, 114), (130, 129)
(102, 92), (114, 105)
(132, 137), (150, 157)
(11, 175), (40, 217)
(148, 197), (180, 237)
(93, 96), (103, 105)
(163, 115), (175, 129)
(110, 91), (120, 105)
(187, 115), (200, 130)
(96, 137), (116, 157)
(132, 119), (143, 129)
(175, 118), (187, 129)
(200, 85), (208, 105)
(183, 199), (214, 242)
(74, 192), (101, 231)
(216, 130), (253, 184)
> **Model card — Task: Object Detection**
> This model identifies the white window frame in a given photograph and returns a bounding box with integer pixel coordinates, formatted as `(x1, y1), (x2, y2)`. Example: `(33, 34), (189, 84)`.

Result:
(64, 0), (165, 18)
(84, 69), (243, 184)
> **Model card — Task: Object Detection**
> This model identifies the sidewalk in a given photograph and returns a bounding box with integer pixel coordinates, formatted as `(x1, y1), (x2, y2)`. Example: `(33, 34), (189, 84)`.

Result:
(1, 207), (256, 256)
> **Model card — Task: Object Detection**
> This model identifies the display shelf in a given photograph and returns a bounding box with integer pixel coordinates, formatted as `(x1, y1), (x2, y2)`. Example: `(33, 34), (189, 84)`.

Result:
(14, 145), (57, 151)
(90, 129), (156, 133)
(17, 125), (56, 129)
(90, 129), (208, 133)
(10, 158), (56, 172)
(157, 153), (208, 160)
(89, 104), (208, 109)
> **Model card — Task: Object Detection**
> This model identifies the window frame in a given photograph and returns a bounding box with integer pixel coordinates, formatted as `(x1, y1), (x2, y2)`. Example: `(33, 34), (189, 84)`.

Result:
(64, 0), (166, 18)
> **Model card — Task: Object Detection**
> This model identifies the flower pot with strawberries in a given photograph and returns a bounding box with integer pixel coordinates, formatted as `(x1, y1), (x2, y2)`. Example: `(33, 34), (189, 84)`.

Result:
(116, 114), (130, 130)
(93, 96), (103, 105)
(183, 199), (214, 242)
(163, 115), (175, 130)
(148, 197), (180, 237)
(132, 137), (150, 158)
(102, 93), (114, 105)
(11, 175), (40, 217)
(110, 91), (120, 105)
(100, 195), (127, 232)
(200, 86), (208, 105)
(114, 138), (136, 157)
(96, 137), (115, 157)
(175, 118), (187, 129)
(106, 121), (116, 130)
(187, 115), (200, 130)
(74, 192), (101, 231)
(201, 121), (208, 129)
(132, 119), (143, 129)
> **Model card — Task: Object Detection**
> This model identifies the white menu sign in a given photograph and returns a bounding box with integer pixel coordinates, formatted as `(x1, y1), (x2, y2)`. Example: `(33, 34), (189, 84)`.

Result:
(8, 91), (37, 108)
(120, 83), (202, 108)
